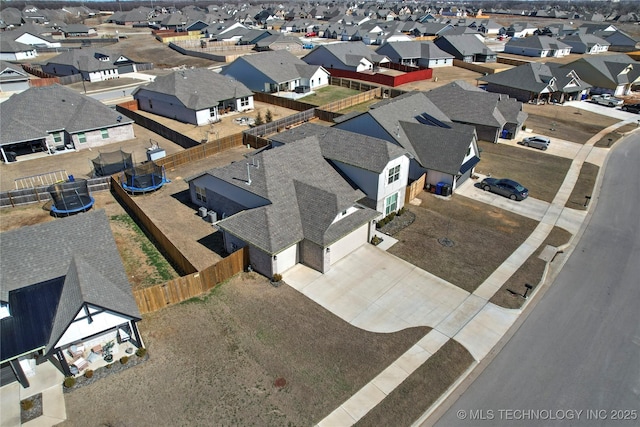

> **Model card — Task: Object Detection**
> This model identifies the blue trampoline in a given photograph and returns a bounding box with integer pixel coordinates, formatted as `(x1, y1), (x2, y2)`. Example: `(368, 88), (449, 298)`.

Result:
(121, 162), (169, 194)
(48, 180), (95, 217)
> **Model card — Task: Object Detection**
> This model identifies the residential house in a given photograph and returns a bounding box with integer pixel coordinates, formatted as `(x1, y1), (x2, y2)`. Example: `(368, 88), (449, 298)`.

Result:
(133, 68), (253, 126)
(598, 30), (640, 53)
(0, 39), (37, 61)
(561, 34), (610, 54)
(434, 34), (497, 62)
(502, 22), (538, 38)
(0, 60), (30, 92)
(559, 54), (640, 96)
(0, 210), (143, 389)
(42, 48), (141, 82)
(333, 91), (480, 189)
(480, 62), (591, 104)
(185, 126), (403, 277)
(504, 36), (572, 58)
(302, 41), (390, 72)
(0, 84), (135, 162)
(425, 80), (527, 142)
(376, 41), (453, 68)
(2, 23), (62, 48)
(221, 50), (329, 93)
(253, 34), (304, 52)
(61, 24), (96, 37)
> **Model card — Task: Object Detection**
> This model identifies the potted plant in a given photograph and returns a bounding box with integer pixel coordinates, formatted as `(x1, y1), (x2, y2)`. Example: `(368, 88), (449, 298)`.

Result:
(102, 340), (115, 363)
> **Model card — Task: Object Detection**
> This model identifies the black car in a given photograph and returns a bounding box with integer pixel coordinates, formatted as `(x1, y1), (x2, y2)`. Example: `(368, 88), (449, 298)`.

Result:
(621, 103), (640, 114)
(480, 178), (528, 201)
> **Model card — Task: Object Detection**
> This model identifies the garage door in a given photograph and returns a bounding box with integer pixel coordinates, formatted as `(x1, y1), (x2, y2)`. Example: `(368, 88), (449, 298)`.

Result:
(328, 223), (369, 265)
(118, 64), (134, 74)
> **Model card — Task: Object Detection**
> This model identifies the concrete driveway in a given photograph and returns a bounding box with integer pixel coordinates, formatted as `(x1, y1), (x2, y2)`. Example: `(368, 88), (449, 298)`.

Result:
(284, 244), (469, 333)
(564, 99), (638, 120)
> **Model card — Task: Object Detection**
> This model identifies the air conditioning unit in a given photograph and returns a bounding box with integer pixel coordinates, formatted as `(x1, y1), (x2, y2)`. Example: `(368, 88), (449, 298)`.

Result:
(199, 206), (208, 217)
(207, 210), (217, 223)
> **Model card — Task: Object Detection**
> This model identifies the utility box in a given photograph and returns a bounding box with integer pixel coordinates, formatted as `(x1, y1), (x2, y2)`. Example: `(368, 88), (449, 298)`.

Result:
(199, 206), (208, 217)
(147, 147), (166, 162)
(207, 210), (217, 223)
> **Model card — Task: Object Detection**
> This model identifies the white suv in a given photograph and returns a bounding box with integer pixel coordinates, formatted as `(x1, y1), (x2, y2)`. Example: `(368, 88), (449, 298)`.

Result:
(519, 136), (550, 150)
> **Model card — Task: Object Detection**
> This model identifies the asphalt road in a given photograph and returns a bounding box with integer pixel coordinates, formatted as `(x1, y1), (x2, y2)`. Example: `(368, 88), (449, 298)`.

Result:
(433, 132), (640, 426)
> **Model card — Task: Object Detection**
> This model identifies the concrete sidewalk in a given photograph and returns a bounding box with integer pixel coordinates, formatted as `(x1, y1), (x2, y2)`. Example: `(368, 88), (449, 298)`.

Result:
(297, 117), (640, 426)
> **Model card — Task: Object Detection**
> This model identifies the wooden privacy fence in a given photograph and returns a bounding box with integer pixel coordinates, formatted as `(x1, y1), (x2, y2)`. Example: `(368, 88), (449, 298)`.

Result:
(110, 176), (198, 276)
(253, 92), (317, 112)
(319, 87), (382, 112)
(133, 247), (249, 314)
(328, 67), (432, 87)
(0, 177), (110, 208)
(405, 174), (426, 203)
(243, 108), (316, 139)
(155, 133), (245, 170)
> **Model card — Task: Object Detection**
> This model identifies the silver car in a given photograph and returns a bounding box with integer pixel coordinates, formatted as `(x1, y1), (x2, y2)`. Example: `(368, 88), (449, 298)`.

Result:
(519, 136), (550, 150)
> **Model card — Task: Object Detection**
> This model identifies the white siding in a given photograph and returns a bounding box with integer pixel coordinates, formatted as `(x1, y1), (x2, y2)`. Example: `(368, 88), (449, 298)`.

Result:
(378, 157), (409, 213)
(15, 33), (61, 48)
(329, 223), (369, 265)
(190, 175), (269, 210)
(222, 59), (274, 92)
(55, 306), (132, 348)
(426, 170), (452, 187)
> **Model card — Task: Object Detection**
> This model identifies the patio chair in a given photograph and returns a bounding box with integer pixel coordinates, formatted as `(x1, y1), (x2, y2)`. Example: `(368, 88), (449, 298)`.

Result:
(73, 357), (89, 372)
(68, 344), (84, 358)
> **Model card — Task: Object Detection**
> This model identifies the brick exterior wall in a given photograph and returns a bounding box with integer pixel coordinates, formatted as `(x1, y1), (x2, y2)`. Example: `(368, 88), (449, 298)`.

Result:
(300, 239), (328, 273)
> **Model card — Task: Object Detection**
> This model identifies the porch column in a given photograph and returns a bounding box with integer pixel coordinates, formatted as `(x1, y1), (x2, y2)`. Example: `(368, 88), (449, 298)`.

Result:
(56, 349), (72, 377)
(131, 321), (145, 348)
(0, 147), (7, 163)
(9, 359), (29, 388)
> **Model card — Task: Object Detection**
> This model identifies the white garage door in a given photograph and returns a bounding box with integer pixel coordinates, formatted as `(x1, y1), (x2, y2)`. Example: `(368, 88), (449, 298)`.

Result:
(329, 223), (369, 265)
(274, 244), (298, 274)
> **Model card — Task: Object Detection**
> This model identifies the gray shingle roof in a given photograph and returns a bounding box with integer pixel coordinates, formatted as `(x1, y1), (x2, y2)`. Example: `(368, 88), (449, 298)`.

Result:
(303, 41), (390, 68)
(505, 35), (572, 51)
(222, 50), (310, 84)
(435, 34), (496, 56)
(0, 84), (133, 145)
(132, 68), (253, 110)
(425, 80), (507, 128)
(44, 48), (120, 73)
(376, 41), (453, 60)
(0, 210), (141, 352)
(269, 123), (408, 173)
(196, 136), (378, 253)
(559, 54), (640, 90)
(0, 38), (34, 53)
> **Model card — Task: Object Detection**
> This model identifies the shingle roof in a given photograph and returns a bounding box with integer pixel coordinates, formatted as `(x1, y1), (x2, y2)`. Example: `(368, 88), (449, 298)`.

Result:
(132, 68), (252, 110)
(0, 38), (34, 53)
(223, 50), (310, 84)
(562, 33), (610, 49)
(376, 41), (453, 60)
(44, 48), (119, 73)
(303, 41), (390, 68)
(194, 136), (378, 253)
(269, 123), (408, 173)
(0, 84), (133, 145)
(0, 210), (141, 356)
(400, 121), (478, 175)
(505, 35), (572, 51)
(435, 34), (496, 56)
(559, 54), (639, 90)
(425, 80), (507, 128)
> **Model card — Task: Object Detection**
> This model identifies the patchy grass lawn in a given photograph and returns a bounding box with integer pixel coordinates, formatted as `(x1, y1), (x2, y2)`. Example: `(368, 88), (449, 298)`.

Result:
(490, 227), (572, 309)
(301, 86), (361, 106)
(523, 104), (619, 144)
(593, 123), (636, 148)
(337, 98), (380, 114)
(60, 273), (430, 427)
(355, 339), (474, 427)
(566, 162), (599, 210)
(476, 141), (572, 203)
(389, 193), (539, 293)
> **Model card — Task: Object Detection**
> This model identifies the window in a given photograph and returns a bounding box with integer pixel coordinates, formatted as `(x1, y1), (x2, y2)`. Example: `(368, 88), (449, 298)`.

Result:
(209, 107), (216, 117)
(195, 186), (207, 202)
(148, 99), (153, 109)
(385, 193), (398, 216)
(100, 129), (109, 139)
(240, 97), (250, 107)
(53, 132), (62, 143)
(387, 165), (401, 184)
(77, 132), (86, 144)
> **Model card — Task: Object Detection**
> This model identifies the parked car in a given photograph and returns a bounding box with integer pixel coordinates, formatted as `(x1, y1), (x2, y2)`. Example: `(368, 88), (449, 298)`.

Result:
(519, 135), (550, 150)
(590, 94), (624, 107)
(621, 103), (640, 114)
(305, 31), (317, 37)
(302, 43), (314, 49)
(481, 178), (529, 201)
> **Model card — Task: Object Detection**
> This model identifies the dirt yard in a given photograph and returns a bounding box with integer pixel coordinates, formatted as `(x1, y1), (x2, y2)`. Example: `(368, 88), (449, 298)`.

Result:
(396, 66), (486, 92)
(389, 192), (539, 293)
(523, 103), (620, 144)
(59, 273), (430, 426)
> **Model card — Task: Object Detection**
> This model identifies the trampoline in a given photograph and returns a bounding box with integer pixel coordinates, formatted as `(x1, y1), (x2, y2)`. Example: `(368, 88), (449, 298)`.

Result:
(48, 179), (95, 216)
(121, 162), (169, 194)
(92, 149), (133, 177)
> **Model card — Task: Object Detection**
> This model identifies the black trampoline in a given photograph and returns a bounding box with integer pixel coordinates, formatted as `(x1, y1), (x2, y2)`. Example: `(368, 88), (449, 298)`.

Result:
(121, 162), (169, 194)
(48, 180), (95, 216)
(92, 149), (133, 177)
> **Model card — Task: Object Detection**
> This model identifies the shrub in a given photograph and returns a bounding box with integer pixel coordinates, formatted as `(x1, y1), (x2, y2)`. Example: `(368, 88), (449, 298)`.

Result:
(398, 207), (406, 216)
(272, 273), (283, 282)
(136, 347), (147, 358)
(265, 109), (273, 123)
(389, 211), (396, 221)
(21, 399), (34, 411)
(84, 369), (94, 378)
(105, 363), (113, 369)
(63, 377), (76, 388)
(371, 235), (382, 245)
(120, 356), (129, 365)
(255, 112), (264, 126)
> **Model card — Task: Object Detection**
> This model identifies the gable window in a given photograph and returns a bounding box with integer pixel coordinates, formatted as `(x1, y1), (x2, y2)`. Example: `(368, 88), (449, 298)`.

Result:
(387, 165), (401, 184)
(385, 192), (398, 216)
(77, 132), (87, 144)
(100, 129), (109, 139)
(195, 185), (207, 202)
(240, 97), (250, 107)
